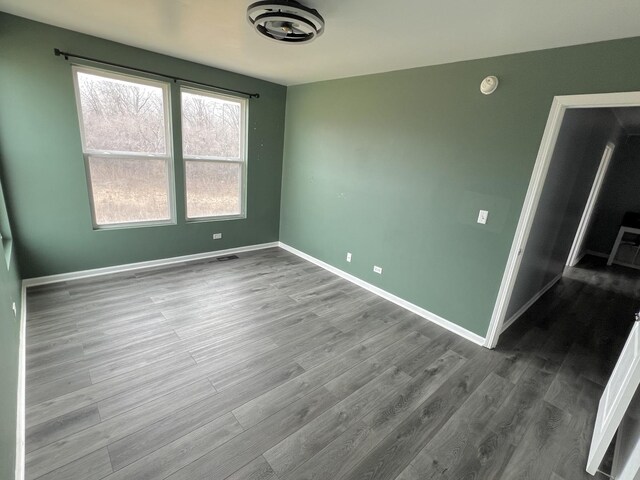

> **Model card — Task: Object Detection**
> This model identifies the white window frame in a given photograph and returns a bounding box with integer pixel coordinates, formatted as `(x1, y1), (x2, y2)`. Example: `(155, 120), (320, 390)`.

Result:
(0, 179), (13, 269)
(180, 86), (248, 222)
(72, 65), (177, 230)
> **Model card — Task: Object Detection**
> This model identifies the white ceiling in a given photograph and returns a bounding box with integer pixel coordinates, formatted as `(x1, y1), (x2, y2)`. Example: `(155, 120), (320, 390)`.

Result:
(2, 0), (640, 86)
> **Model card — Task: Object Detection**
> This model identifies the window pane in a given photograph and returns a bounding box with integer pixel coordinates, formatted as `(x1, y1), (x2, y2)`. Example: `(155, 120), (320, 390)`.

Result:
(185, 161), (241, 218)
(88, 156), (170, 225)
(76, 72), (167, 154)
(182, 91), (241, 158)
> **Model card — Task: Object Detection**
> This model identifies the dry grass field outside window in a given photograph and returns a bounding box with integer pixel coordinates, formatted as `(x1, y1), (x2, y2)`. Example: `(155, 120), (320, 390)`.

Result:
(87, 156), (171, 225)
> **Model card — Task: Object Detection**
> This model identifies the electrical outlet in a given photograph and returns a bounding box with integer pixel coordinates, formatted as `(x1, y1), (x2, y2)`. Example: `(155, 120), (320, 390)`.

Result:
(212, 233), (222, 240)
(477, 210), (489, 225)
(373, 266), (383, 274)
(346, 252), (352, 262)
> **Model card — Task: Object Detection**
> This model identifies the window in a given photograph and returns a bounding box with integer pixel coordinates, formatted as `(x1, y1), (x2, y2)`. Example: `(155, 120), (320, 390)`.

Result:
(72, 67), (248, 227)
(181, 87), (247, 220)
(72, 66), (174, 228)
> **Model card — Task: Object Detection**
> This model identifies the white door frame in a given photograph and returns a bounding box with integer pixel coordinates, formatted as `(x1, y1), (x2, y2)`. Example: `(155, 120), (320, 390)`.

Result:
(485, 91), (640, 349)
(566, 141), (616, 267)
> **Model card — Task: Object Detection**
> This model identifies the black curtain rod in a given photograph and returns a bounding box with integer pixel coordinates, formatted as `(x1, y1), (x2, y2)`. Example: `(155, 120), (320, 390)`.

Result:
(53, 48), (260, 99)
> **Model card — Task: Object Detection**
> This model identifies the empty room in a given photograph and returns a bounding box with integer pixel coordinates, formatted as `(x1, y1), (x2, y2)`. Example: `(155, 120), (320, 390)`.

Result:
(2, 1), (640, 479)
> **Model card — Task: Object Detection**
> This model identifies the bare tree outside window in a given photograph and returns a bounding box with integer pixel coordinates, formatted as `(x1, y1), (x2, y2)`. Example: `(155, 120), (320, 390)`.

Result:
(73, 67), (173, 227)
(77, 73), (167, 154)
(182, 91), (241, 158)
(181, 88), (246, 219)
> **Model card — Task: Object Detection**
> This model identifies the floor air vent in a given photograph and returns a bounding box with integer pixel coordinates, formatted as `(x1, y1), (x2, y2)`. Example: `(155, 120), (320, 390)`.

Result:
(217, 255), (239, 262)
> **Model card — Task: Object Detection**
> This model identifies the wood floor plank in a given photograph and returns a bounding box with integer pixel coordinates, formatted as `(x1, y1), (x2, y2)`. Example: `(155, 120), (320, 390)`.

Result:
(35, 448), (112, 480)
(26, 353), (196, 428)
(225, 456), (279, 480)
(552, 378), (603, 480)
(340, 351), (501, 480)
(263, 366), (411, 478)
(498, 401), (572, 480)
(296, 314), (430, 371)
(96, 367), (213, 421)
(26, 379), (215, 479)
(26, 404), (101, 454)
(26, 343), (85, 371)
(104, 413), (243, 480)
(492, 326), (549, 384)
(393, 372), (514, 480)
(26, 356), (89, 390)
(487, 354), (561, 447)
(233, 328), (429, 429)
(26, 370), (92, 407)
(395, 331), (464, 378)
(322, 332), (433, 401)
(165, 387), (339, 480)
(168, 297), (306, 340)
(26, 334), (81, 357)
(88, 341), (188, 384)
(545, 342), (600, 410)
(282, 350), (469, 480)
(185, 311), (318, 358)
(208, 326), (343, 391)
(80, 315), (173, 354)
(107, 361), (305, 471)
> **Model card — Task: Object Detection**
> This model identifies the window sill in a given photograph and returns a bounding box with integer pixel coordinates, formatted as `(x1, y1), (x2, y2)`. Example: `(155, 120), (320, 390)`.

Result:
(186, 214), (246, 223)
(93, 219), (177, 231)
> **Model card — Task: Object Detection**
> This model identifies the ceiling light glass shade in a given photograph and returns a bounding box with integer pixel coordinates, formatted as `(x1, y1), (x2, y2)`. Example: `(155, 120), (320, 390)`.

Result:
(247, 1), (325, 44)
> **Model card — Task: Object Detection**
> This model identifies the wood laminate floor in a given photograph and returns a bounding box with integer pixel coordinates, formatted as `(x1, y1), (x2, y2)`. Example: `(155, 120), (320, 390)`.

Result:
(25, 250), (635, 480)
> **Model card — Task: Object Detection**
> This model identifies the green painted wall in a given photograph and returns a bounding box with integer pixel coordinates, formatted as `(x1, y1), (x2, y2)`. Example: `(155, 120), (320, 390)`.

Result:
(0, 13), (287, 279)
(281, 36), (640, 337)
(0, 175), (22, 480)
(0, 256), (20, 480)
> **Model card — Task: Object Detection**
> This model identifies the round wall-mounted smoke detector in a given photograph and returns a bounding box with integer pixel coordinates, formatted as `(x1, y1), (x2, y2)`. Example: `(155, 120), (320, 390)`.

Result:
(247, 1), (325, 44)
(480, 76), (499, 95)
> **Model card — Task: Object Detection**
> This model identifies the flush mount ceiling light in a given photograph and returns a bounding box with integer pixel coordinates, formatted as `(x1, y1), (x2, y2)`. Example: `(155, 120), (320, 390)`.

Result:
(247, 0), (325, 44)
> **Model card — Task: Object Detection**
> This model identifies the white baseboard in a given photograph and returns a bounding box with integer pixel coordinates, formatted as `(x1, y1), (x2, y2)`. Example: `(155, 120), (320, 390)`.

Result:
(501, 273), (563, 334)
(278, 242), (486, 346)
(15, 282), (26, 480)
(22, 242), (280, 287)
(585, 249), (609, 259)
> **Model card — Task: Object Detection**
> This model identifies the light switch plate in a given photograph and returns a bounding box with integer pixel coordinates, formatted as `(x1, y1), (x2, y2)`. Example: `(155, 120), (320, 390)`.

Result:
(477, 210), (489, 225)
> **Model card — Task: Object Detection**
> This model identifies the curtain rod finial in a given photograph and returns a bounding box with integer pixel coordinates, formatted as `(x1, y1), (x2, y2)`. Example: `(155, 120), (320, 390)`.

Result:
(53, 48), (68, 60)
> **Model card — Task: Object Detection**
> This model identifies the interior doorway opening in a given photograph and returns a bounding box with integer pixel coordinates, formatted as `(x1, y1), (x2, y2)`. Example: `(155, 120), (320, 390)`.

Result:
(486, 91), (640, 349)
(485, 92), (640, 479)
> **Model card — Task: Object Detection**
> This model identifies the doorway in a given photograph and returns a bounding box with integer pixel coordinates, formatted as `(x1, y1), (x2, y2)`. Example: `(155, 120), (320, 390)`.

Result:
(486, 91), (640, 349)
